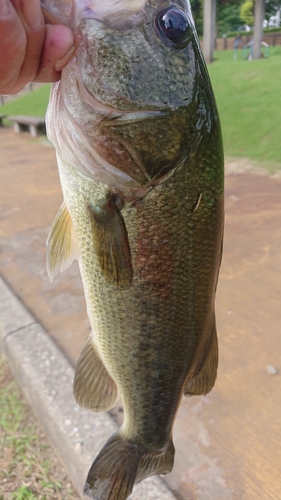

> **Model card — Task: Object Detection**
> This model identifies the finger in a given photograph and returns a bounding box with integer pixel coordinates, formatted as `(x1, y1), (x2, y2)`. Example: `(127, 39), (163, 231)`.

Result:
(0, 0), (27, 92)
(34, 24), (75, 83)
(6, 0), (46, 94)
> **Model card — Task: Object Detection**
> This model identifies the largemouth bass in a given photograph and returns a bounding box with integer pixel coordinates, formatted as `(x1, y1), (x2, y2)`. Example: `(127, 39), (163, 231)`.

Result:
(42, 1), (224, 499)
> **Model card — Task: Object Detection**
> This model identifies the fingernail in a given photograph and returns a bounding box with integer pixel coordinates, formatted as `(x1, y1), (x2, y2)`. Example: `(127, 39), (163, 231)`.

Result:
(21, 0), (43, 30)
(54, 44), (76, 72)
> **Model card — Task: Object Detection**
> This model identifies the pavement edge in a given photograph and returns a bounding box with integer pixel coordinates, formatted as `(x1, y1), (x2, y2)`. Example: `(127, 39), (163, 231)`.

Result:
(0, 276), (177, 500)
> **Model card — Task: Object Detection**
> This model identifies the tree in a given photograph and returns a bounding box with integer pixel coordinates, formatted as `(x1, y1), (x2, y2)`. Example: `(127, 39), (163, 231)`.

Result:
(190, 0), (245, 37)
(217, 3), (243, 36)
(264, 0), (281, 21)
(203, 0), (216, 63)
(190, 0), (204, 36)
(253, 0), (265, 58)
(240, 0), (254, 25)
(190, 0), (280, 42)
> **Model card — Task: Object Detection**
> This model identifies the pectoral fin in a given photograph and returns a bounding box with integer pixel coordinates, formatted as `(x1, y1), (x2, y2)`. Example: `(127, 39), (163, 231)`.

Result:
(73, 336), (118, 412)
(46, 202), (78, 281)
(184, 322), (218, 396)
(88, 194), (133, 289)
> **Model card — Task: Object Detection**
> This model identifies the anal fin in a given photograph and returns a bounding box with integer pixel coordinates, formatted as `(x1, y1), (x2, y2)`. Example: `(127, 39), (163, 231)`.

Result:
(73, 336), (118, 412)
(88, 194), (133, 290)
(46, 202), (78, 280)
(184, 321), (218, 396)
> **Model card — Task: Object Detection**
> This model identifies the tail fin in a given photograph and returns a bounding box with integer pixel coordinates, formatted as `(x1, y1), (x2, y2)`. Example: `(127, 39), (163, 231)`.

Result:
(83, 432), (175, 500)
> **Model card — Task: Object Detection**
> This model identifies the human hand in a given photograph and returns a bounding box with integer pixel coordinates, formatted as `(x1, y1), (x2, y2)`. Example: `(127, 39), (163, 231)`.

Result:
(0, 0), (75, 94)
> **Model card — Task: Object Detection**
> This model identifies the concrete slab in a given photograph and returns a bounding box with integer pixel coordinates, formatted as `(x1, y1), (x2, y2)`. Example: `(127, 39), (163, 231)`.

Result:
(0, 276), (176, 500)
(0, 276), (35, 344)
(1, 127), (281, 500)
(0, 128), (88, 364)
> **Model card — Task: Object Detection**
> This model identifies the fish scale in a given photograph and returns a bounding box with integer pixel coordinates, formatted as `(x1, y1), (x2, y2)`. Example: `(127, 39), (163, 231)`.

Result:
(43, 0), (224, 499)
(57, 149), (222, 439)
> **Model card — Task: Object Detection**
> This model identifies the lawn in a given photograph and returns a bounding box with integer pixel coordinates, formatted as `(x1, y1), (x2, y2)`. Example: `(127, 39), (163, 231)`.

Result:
(1, 84), (51, 117)
(0, 356), (80, 500)
(0, 45), (280, 171)
(209, 46), (281, 171)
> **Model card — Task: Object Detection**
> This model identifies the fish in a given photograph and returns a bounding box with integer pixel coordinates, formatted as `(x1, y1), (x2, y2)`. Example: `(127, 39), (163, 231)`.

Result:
(42, 1), (224, 499)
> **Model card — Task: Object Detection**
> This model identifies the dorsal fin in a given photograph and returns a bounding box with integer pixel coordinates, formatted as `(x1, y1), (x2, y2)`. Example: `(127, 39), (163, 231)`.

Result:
(88, 194), (133, 289)
(46, 202), (78, 281)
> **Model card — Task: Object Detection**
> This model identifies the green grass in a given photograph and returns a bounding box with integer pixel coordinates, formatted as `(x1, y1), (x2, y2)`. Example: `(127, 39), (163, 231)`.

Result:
(1, 84), (51, 117)
(0, 356), (80, 500)
(0, 47), (280, 171)
(208, 46), (281, 171)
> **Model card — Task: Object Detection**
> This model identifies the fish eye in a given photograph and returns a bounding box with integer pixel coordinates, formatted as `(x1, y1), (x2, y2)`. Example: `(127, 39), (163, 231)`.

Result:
(154, 6), (192, 47)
